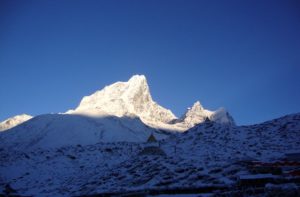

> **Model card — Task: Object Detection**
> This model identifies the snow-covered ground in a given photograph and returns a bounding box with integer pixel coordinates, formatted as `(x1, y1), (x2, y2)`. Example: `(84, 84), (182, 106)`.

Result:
(0, 113), (299, 196)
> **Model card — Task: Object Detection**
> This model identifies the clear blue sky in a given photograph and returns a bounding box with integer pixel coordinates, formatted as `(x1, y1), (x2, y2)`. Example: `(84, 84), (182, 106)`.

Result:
(1, 0), (299, 125)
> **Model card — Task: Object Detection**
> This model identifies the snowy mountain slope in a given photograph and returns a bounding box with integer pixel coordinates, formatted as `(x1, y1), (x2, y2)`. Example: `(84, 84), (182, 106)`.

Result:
(0, 114), (164, 150)
(0, 114), (32, 132)
(1, 113), (299, 196)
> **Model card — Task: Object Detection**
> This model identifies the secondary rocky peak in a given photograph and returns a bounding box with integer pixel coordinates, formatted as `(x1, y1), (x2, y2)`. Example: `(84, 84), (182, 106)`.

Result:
(179, 101), (235, 127)
(180, 101), (210, 127)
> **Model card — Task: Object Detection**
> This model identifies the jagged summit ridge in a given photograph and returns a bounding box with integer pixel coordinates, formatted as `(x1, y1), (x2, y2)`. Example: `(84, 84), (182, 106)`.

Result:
(72, 75), (177, 123)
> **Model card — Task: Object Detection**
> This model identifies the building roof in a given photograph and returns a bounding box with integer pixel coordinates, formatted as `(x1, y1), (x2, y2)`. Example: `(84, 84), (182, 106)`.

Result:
(147, 133), (157, 142)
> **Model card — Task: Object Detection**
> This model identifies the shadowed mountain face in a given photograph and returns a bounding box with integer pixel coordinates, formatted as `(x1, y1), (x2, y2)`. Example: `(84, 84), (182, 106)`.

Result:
(0, 114), (166, 150)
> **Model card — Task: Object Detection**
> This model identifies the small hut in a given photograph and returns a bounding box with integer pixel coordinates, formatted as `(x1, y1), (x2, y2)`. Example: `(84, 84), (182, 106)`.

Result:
(147, 133), (157, 143)
(139, 133), (166, 156)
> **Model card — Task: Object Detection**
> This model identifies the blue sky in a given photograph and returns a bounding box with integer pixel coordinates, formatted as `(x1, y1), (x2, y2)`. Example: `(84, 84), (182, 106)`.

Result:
(0, 0), (299, 125)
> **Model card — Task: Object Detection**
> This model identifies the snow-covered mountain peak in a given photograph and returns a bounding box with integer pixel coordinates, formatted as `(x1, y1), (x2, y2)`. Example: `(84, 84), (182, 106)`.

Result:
(191, 101), (204, 111)
(71, 75), (176, 123)
(127, 74), (147, 84)
(0, 114), (33, 132)
(180, 101), (211, 127)
(179, 101), (235, 127)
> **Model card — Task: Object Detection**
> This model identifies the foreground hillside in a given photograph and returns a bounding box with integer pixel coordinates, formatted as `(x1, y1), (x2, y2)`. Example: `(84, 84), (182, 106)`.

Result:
(1, 113), (299, 196)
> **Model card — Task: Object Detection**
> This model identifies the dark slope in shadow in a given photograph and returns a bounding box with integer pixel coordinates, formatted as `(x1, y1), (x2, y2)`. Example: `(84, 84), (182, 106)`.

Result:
(0, 113), (172, 150)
